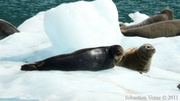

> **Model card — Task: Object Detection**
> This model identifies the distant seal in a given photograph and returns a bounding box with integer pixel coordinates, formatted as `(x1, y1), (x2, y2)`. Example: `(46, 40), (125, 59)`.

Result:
(21, 45), (124, 71)
(0, 19), (20, 39)
(121, 20), (180, 38)
(120, 8), (174, 30)
(116, 44), (155, 73)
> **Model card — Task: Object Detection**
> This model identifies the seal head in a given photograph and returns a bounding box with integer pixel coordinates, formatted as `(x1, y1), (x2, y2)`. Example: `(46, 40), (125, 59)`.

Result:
(117, 44), (155, 73)
(158, 8), (174, 20)
(109, 45), (124, 64)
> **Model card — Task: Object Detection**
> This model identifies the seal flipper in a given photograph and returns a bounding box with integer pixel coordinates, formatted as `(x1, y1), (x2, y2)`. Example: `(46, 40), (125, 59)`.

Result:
(21, 61), (44, 71)
(21, 64), (36, 71)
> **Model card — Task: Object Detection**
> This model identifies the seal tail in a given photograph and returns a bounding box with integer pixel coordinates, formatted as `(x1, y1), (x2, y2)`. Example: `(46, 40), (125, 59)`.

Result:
(21, 64), (37, 71)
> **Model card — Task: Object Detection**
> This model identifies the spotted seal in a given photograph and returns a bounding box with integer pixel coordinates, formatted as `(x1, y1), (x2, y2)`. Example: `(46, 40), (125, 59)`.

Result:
(121, 20), (180, 38)
(120, 8), (174, 30)
(116, 44), (155, 73)
(21, 45), (124, 71)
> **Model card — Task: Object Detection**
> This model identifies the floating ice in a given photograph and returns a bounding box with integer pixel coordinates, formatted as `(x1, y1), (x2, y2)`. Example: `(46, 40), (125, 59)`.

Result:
(44, 0), (122, 54)
(124, 11), (149, 26)
(0, 0), (180, 101)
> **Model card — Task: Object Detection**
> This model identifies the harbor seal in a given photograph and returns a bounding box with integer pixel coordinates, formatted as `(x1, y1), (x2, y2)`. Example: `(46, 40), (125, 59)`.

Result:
(121, 20), (180, 38)
(21, 45), (124, 71)
(120, 8), (174, 30)
(0, 19), (20, 39)
(116, 44), (155, 73)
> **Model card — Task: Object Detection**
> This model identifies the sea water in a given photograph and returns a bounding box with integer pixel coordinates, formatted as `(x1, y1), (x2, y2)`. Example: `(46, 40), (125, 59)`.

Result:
(1, 0), (180, 27)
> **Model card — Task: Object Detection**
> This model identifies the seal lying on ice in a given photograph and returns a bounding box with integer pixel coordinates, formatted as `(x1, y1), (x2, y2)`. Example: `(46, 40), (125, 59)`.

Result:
(21, 45), (124, 71)
(0, 19), (19, 39)
(116, 44), (155, 73)
(120, 8), (174, 30)
(121, 20), (180, 38)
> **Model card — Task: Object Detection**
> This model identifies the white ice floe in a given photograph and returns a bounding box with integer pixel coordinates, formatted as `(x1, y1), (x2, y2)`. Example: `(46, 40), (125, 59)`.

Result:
(0, 0), (180, 101)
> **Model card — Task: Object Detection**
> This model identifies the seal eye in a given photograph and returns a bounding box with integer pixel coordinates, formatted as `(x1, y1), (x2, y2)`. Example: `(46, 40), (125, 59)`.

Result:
(145, 45), (152, 49)
(146, 45), (150, 49)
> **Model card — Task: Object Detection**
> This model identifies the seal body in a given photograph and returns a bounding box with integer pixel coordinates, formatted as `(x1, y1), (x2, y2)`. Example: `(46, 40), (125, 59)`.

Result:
(0, 19), (20, 39)
(21, 45), (124, 71)
(121, 20), (180, 38)
(120, 9), (173, 30)
(116, 44), (155, 73)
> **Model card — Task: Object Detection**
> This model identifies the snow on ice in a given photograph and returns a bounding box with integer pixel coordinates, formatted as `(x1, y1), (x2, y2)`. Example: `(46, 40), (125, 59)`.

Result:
(0, 0), (180, 101)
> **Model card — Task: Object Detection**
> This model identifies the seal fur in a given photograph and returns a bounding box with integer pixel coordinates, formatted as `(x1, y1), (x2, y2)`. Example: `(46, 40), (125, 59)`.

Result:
(0, 19), (20, 39)
(116, 44), (155, 73)
(121, 20), (180, 38)
(120, 9), (174, 30)
(21, 45), (124, 71)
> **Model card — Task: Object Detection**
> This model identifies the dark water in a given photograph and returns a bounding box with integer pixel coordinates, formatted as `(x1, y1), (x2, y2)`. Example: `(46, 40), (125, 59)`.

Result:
(0, 0), (180, 27)
(118, 0), (180, 23)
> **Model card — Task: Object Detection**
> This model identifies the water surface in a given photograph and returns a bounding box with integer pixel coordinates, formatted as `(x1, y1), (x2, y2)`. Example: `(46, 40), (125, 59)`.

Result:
(0, 0), (180, 26)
